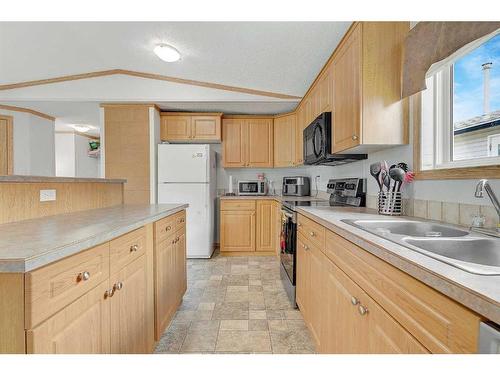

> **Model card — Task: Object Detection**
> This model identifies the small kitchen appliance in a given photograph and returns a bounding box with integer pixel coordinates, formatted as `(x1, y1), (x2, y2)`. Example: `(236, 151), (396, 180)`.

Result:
(238, 180), (268, 196)
(282, 176), (311, 197)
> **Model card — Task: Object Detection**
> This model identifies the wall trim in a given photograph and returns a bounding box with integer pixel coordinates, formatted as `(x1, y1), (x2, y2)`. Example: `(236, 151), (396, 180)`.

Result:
(0, 104), (55, 121)
(54, 130), (100, 140)
(0, 69), (302, 100)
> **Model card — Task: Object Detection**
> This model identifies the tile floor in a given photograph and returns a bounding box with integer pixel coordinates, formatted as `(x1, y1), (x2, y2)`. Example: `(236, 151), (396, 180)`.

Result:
(154, 252), (316, 354)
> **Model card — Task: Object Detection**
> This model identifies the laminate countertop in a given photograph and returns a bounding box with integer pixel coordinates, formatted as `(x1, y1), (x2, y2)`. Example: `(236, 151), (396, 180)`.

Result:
(296, 206), (500, 324)
(0, 204), (188, 273)
(219, 194), (328, 202)
(0, 175), (126, 184)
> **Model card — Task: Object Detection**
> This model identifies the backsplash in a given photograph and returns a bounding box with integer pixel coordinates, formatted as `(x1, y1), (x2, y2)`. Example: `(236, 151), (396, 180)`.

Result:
(366, 195), (499, 229)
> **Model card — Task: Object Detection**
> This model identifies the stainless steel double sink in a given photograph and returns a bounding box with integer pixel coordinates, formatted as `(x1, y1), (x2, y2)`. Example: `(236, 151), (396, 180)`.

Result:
(341, 219), (500, 275)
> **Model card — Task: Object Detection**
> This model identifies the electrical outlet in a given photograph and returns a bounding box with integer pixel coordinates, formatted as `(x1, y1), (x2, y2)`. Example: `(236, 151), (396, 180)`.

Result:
(40, 189), (56, 202)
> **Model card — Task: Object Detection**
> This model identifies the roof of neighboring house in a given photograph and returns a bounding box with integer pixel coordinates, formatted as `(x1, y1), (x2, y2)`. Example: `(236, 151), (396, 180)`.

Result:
(454, 110), (500, 135)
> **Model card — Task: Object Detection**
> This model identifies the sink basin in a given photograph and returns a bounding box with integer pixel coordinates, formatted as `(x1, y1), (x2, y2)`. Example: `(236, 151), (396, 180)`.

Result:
(344, 219), (469, 237)
(404, 238), (500, 275)
(341, 218), (500, 275)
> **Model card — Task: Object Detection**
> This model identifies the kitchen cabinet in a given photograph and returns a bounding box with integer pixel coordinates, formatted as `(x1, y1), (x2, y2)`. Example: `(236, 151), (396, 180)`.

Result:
(110, 254), (149, 354)
(256, 200), (275, 252)
(160, 113), (222, 142)
(294, 104), (305, 165)
(222, 117), (273, 168)
(27, 281), (111, 354)
(296, 213), (483, 354)
(273, 113), (296, 167)
(220, 199), (279, 255)
(154, 211), (187, 340)
(5, 211), (187, 354)
(331, 22), (409, 153)
(273, 200), (282, 256)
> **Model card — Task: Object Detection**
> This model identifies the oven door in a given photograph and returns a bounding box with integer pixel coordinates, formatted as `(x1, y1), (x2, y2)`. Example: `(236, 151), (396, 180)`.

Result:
(280, 208), (296, 285)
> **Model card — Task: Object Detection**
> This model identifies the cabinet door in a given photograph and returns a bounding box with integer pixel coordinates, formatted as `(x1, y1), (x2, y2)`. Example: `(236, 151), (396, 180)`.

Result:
(247, 118), (274, 167)
(308, 244), (324, 348)
(161, 115), (192, 141)
(332, 24), (361, 153)
(296, 235), (310, 320)
(321, 258), (368, 354)
(155, 235), (177, 339)
(176, 229), (187, 299)
(273, 114), (296, 167)
(191, 116), (221, 141)
(364, 289), (429, 354)
(294, 105), (305, 165)
(27, 281), (111, 354)
(256, 200), (274, 252)
(319, 67), (333, 113)
(110, 255), (149, 353)
(220, 210), (255, 252)
(222, 119), (247, 167)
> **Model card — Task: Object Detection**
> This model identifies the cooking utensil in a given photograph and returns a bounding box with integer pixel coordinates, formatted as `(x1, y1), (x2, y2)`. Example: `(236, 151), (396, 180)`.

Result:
(389, 167), (406, 192)
(370, 162), (383, 191)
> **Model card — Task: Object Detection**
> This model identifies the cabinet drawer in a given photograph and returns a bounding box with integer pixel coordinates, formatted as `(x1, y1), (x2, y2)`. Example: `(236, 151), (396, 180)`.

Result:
(154, 214), (177, 244)
(110, 227), (146, 275)
(25, 243), (110, 329)
(325, 230), (482, 353)
(174, 210), (186, 230)
(297, 214), (325, 251)
(220, 200), (256, 211)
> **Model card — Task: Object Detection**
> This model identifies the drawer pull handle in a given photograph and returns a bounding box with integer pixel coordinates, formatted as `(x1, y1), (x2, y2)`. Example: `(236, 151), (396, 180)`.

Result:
(130, 244), (139, 252)
(309, 231), (315, 237)
(104, 288), (115, 299)
(358, 305), (368, 316)
(77, 271), (90, 282)
(114, 281), (123, 291)
(171, 239), (176, 244)
(302, 244), (309, 250)
(179, 218), (185, 223)
(297, 223), (302, 227)
(166, 225), (172, 232)
(351, 296), (359, 306)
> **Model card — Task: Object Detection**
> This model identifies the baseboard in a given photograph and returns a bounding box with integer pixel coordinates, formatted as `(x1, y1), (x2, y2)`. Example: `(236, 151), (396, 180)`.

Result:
(220, 251), (277, 257)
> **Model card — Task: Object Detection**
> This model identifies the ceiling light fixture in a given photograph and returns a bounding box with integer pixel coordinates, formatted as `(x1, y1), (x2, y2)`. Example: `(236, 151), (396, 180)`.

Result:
(71, 125), (91, 133)
(154, 43), (181, 62)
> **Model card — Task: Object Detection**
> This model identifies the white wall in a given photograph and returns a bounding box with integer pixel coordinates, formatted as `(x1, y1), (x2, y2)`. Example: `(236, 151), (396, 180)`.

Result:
(0, 109), (55, 176)
(74, 134), (99, 177)
(55, 133), (75, 176)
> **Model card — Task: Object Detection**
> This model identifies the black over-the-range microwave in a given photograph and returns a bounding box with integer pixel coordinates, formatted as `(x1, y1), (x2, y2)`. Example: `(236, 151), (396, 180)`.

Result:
(303, 112), (367, 166)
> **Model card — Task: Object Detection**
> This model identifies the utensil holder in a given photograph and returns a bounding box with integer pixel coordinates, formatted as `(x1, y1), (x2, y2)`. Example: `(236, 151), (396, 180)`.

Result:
(378, 192), (403, 216)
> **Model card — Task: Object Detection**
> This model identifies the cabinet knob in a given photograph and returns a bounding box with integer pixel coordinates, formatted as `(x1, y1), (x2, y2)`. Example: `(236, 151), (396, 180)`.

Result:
(297, 223), (302, 227)
(77, 271), (90, 282)
(309, 231), (315, 237)
(114, 281), (123, 291)
(104, 288), (115, 299)
(130, 244), (139, 252)
(358, 305), (368, 316)
(351, 296), (359, 306)
(302, 244), (309, 251)
(166, 225), (172, 232)
(180, 218), (185, 223)
(352, 135), (358, 141)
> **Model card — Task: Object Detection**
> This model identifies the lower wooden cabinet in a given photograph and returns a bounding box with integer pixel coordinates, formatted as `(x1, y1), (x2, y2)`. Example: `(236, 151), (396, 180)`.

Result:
(27, 281), (111, 354)
(220, 210), (256, 252)
(256, 200), (275, 252)
(154, 226), (187, 339)
(296, 213), (482, 354)
(110, 255), (149, 354)
(6, 211), (188, 354)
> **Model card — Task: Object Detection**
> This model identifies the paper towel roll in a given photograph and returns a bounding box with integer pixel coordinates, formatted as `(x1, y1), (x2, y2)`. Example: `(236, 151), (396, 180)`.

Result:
(228, 176), (233, 194)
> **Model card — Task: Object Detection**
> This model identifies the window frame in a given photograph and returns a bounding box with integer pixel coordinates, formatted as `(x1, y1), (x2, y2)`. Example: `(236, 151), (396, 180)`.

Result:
(414, 30), (500, 180)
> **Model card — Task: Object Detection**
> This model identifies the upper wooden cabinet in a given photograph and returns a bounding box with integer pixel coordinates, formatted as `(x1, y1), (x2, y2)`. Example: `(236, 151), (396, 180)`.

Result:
(331, 22), (409, 153)
(273, 113), (296, 167)
(222, 117), (274, 168)
(160, 112), (222, 143)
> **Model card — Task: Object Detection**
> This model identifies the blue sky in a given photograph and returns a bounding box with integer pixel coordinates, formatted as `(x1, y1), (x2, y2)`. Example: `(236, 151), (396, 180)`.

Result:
(453, 33), (500, 123)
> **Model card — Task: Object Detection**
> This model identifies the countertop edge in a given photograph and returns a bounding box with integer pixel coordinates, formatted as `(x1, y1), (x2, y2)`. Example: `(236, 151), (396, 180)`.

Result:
(3, 204), (188, 273)
(296, 208), (500, 324)
(0, 175), (127, 184)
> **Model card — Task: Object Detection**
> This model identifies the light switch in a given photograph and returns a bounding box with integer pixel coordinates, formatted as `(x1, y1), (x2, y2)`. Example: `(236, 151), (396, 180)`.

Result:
(40, 189), (56, 202)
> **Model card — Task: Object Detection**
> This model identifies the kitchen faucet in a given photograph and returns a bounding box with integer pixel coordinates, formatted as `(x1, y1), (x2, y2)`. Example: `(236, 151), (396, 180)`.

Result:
(475, 179), (500, 231)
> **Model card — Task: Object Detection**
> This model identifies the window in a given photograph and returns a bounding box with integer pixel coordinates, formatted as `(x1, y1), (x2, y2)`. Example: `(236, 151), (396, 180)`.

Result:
(420, 30), (500, 171)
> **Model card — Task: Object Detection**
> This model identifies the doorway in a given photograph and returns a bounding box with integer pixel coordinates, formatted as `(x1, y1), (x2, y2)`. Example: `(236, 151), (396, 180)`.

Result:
(0, 115), (13, 175)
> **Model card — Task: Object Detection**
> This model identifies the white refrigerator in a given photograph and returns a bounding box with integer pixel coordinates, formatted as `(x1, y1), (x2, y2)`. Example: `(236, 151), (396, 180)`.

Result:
(157, 144), (216, 258)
